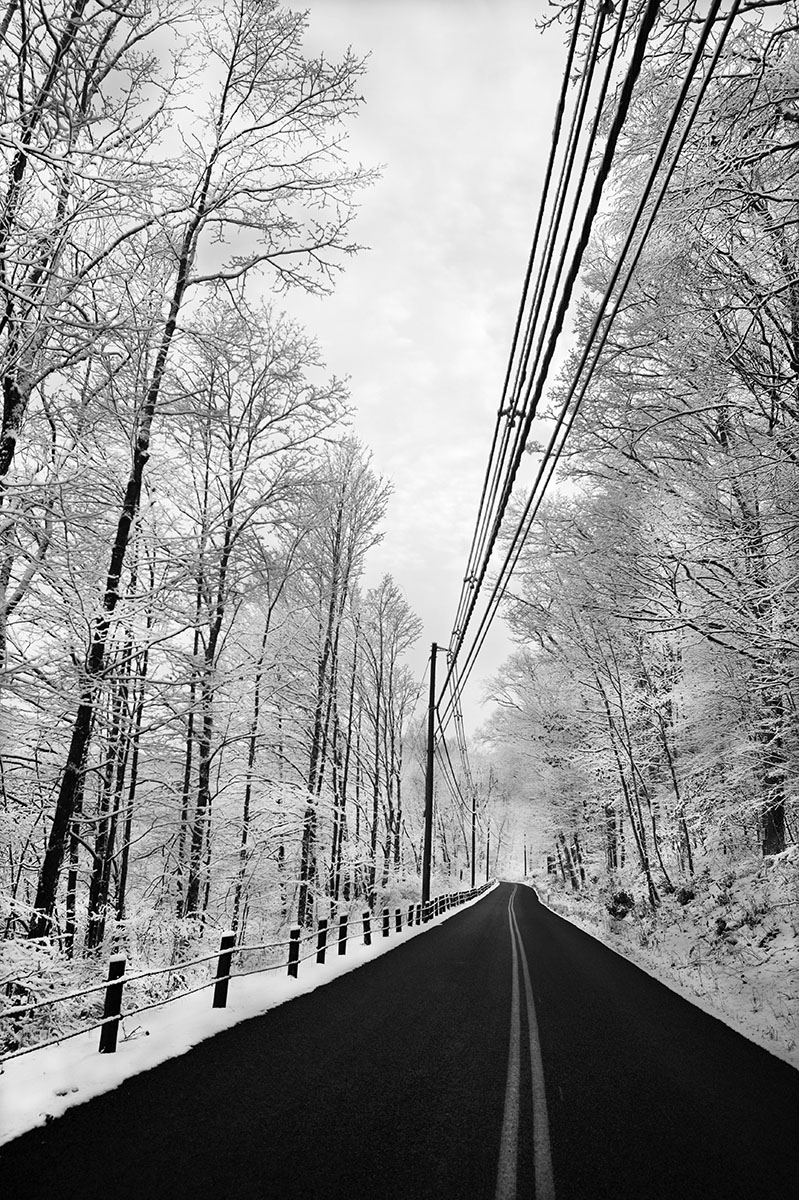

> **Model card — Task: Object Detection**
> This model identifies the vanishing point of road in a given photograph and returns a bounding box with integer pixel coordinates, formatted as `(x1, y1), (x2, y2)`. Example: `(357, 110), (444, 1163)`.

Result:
(2, 881), (797, 1199)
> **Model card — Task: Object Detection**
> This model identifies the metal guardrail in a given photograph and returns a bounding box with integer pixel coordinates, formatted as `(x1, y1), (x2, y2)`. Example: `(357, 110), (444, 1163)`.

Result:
(1, 881), (496, 1062)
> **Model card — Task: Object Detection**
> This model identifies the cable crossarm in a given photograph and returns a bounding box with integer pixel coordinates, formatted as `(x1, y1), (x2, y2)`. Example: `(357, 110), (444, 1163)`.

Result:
(441, 0), (740, 727)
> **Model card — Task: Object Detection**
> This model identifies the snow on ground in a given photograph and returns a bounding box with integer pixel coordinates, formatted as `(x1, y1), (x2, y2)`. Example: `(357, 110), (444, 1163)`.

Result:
(528, 850), (799, 1072)
(0, 885), (497, 1147)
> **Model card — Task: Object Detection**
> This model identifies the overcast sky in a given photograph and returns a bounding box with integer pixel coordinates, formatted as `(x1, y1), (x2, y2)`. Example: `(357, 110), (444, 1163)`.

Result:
(290, 0), (566, 734)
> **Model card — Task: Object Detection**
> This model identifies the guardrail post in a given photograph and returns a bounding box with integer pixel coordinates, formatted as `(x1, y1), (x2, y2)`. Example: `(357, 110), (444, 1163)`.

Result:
(382, 908), (390, 937)
(395, 907), (402, 933)
(99, 955), (126, 1053)
(287, 927), (300, 978)
(407, 904), (414, 928)
(212, 931), (236, 1009)
(416, 903), (422, 925)
(338, 913), (348, 955)
(363, 910), (372, 945)
(316, 918), (328, 965)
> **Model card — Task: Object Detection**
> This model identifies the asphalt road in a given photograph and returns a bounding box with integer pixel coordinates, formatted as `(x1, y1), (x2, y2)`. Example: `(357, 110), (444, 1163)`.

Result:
(2, 882), (797, 1199)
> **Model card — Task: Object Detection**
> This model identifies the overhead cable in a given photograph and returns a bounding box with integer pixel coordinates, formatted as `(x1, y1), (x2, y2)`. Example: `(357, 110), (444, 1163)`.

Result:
(441, 0), (740, 724)
(442, 0), (647, 707)
(448, 0), (590, 648)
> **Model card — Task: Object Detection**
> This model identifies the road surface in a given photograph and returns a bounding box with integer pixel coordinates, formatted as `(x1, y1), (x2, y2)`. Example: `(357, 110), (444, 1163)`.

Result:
(2, 882), (797, 1198)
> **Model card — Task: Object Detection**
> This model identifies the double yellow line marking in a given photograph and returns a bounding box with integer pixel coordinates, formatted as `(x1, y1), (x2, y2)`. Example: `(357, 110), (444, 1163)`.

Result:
(495, 885), (555, 1200)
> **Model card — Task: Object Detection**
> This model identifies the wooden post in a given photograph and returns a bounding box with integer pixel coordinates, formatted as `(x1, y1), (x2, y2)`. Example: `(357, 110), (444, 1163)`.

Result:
(416, 903), (422, 925)
(316, 918), (328, 965)
(212, 931), (236, 1009)
(287, 927), (300, 978)
(395, 907), (402, 933)
(382, 907), (390, 937)
(99, 955), (126, 1053)
(363, 910), (372, 946)
(338, 913), (348, 955)
(407, 904), (414, 928)
(422, 643), (439, 907)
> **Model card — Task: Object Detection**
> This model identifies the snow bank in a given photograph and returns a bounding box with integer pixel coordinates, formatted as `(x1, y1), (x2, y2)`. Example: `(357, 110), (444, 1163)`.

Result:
(526, 854), (798, 1071)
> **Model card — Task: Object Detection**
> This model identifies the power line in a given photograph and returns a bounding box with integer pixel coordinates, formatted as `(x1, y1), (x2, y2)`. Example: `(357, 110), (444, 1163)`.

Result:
(443, 0), (631, 701)
(450, 0), (590, 648)
(441, 0), (740, 727)
(434, 727), (469, 817)
(441, 0), (664, 725)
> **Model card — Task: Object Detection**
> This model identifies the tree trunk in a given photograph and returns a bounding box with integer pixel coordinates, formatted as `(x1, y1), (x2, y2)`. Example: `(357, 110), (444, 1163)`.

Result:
(760, 690), (786, 856)
(232, 619), (270, 933)
(116, 626), (151, 923)
(185, 672), (214, 918)
(298, 510), (345, 926)
(27, 193), (210, 940)
(593, 667), (659, 907)
(558, 831), (580, 891)
(63, 788), (83, 957)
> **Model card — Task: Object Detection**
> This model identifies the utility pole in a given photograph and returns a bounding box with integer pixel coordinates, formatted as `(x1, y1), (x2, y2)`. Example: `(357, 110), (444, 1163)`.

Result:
(470, 792), (476, 889)
(485, 823), (490, 883)
(421, 642), (442, 906)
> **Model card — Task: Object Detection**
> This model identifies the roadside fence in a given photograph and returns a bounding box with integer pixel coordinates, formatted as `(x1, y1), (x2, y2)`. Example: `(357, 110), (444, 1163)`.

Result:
(1, 881), (494, 1064)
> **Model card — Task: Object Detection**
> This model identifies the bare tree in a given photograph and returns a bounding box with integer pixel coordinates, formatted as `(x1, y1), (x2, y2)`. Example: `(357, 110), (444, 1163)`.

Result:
(27, 0), (371, 938)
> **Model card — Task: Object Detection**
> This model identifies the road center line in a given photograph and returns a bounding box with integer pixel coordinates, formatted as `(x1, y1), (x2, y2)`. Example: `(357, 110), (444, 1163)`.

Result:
(495, 885), (521, 1200)
(510, 894), (556, 1200)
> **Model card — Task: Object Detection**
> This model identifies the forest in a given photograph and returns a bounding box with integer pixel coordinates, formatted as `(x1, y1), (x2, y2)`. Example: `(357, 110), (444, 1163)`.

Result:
(0, 0), (507, 1049)
(1, 0), (797, 1063)
(480, 0), (798, 1052)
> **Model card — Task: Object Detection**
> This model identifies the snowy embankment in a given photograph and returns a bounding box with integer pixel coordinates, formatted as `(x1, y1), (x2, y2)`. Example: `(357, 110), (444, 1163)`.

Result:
(0, 884), (497, 1147)
(529, 849), (798, 1070)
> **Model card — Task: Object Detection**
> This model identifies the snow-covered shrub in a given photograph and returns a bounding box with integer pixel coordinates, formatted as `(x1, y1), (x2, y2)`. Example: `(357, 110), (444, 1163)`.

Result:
(0, 937), (100, 1055)
(606, 889), (635, 919)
